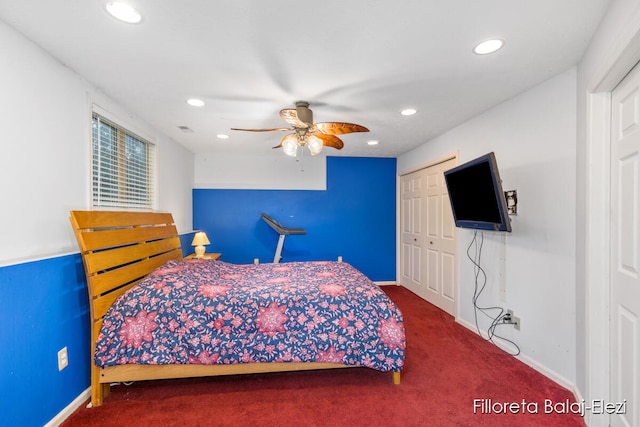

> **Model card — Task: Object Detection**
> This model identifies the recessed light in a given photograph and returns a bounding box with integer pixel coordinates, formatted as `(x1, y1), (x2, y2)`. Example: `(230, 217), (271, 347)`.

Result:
(186, 98), (205, 107)
(217, 134), (229, 139)
(367, 140), (379, 146)
(105, 2), (142, 24)
(401, 108), (417, 116)
(473, 39), (504, 55)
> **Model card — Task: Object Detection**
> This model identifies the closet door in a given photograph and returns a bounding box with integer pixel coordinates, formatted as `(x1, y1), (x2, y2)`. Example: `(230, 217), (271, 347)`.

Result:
(400, 158), (457, 315)
(424, 158), (457, 315)
(400, 169), (426, 297)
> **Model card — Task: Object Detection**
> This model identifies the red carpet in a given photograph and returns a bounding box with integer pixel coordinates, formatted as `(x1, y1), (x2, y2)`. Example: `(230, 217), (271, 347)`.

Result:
(62, 286), (584, 426)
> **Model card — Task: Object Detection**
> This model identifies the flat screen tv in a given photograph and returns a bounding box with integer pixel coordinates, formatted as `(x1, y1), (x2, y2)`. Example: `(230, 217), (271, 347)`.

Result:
(443, 152), (512, 232)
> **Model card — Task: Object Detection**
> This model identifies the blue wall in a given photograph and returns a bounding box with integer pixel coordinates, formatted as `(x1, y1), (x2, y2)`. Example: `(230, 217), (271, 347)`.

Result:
(0, 237), (195, 426)
(0, 254), (90, 427)
(193, 156), (397, 281)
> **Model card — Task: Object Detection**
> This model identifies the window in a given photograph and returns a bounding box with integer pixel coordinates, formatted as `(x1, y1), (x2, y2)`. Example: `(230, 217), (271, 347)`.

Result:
(91, 112), (156, 210)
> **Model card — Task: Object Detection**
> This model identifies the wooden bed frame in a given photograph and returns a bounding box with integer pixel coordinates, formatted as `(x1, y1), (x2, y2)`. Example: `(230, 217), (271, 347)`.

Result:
(70, 210), (401, 407)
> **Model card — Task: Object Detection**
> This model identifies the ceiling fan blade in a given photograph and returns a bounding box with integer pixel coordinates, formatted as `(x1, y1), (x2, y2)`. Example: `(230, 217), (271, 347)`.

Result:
(280, 108), (309, 128)
(313, 122), (369, 135)
(230, 127), (292, 132)
(314, 133), (345, 150)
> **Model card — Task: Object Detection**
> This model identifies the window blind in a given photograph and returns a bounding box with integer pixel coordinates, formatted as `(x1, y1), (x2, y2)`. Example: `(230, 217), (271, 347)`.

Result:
(91, 113), (156, 210)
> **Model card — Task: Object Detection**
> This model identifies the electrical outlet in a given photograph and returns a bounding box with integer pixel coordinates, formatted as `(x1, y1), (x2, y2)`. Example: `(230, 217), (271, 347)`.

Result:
(58, 347), (68, 371)
(507, 309), (521, 331)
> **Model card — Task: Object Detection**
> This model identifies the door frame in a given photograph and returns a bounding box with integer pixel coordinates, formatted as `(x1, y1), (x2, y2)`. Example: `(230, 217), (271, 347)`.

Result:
(585, 15), (640, 427)
(396, 152), (458, 315)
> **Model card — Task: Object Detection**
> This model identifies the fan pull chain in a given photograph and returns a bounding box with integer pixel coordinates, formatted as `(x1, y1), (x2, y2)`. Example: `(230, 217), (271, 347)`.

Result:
(298, 144), (305, 172)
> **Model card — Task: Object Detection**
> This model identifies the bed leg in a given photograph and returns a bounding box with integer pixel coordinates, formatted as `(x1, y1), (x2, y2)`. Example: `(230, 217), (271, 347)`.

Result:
(90, 364), (109, 407)
(392, 371), (401, 385)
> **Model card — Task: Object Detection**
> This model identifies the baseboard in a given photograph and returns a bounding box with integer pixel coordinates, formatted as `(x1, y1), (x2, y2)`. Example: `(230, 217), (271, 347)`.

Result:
(45, 387), (90, 427)
(455, 317), (578, 396)
(375, 281), (397, 286)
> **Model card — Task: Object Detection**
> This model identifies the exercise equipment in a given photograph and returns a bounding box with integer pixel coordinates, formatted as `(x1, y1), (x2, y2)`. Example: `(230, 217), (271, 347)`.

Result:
(261, 213), (306, 263)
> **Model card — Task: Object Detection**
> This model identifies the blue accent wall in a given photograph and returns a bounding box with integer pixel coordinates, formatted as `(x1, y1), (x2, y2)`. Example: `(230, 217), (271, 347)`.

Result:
(179, 232), (197, 257)
(0, 232), (196, 426)
(0, 254), (90, 427)
(193, 156), (396, 281)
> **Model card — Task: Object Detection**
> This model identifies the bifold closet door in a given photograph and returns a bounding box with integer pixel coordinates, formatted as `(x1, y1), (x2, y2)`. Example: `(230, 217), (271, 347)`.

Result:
(400, 158), (457, 316)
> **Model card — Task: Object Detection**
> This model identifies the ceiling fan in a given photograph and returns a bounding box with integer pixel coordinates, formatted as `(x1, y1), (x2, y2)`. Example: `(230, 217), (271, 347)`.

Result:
(231, 101), (369, 156)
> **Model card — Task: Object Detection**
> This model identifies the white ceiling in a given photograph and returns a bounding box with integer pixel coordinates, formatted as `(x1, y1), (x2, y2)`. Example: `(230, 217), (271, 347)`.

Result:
(0, 0), (611, 158)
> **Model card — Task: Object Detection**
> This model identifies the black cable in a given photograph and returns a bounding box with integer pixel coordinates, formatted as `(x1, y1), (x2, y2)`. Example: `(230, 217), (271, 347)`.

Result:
(466, 230), (520, 356)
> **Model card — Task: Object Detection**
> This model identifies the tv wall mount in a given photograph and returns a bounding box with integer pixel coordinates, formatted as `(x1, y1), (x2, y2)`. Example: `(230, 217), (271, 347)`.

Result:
(505, 190), (517, 215)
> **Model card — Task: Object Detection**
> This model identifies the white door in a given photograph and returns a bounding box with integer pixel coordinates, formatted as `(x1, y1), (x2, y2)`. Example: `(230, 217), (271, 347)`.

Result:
(424, 158), (457, 314)
(610, 62), (640, 427)
(400, 158), (457, 315)
(400, 169), (426, 297)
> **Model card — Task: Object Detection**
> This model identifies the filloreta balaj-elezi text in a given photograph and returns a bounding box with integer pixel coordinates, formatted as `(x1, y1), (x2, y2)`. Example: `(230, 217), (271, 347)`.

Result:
(473, 398), (627, 417)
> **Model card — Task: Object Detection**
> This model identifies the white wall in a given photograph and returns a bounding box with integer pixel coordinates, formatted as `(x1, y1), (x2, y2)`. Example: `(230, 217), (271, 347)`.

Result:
(398, 68), (578, 386)
(194, 152), (326, 189)
(0, 20), (194, 265)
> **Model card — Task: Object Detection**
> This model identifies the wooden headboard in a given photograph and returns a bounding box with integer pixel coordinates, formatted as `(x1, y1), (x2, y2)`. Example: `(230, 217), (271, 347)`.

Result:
(69, 211), (182, 347)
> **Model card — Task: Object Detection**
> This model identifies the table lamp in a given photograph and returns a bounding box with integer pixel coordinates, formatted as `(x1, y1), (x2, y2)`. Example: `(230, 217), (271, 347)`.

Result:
(191, 231), (210, 258)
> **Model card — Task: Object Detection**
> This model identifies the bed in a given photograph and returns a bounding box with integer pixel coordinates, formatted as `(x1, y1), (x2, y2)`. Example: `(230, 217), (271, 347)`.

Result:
(70, 210), (405, 407)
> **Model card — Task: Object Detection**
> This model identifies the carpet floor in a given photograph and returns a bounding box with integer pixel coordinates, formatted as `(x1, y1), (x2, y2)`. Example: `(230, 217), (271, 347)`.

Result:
(62, 285), (584, 426)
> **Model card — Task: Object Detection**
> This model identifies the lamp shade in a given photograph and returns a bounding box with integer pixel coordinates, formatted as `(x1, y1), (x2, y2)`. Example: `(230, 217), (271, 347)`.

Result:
(282, 134), (298, 157)
(191, 232), (210, 246)
(307, 135), (323, 155)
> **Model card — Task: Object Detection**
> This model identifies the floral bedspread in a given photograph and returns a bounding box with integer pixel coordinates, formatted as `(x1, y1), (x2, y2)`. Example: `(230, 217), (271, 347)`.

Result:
(95, 260), (405, 372)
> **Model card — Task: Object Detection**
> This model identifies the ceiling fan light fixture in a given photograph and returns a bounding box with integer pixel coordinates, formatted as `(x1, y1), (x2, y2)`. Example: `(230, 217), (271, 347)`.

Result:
(282, 135), (298, 157)
(367, 140), (379, 146)
(105, 2), (142, 24)
(307, 135), (323, 156)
